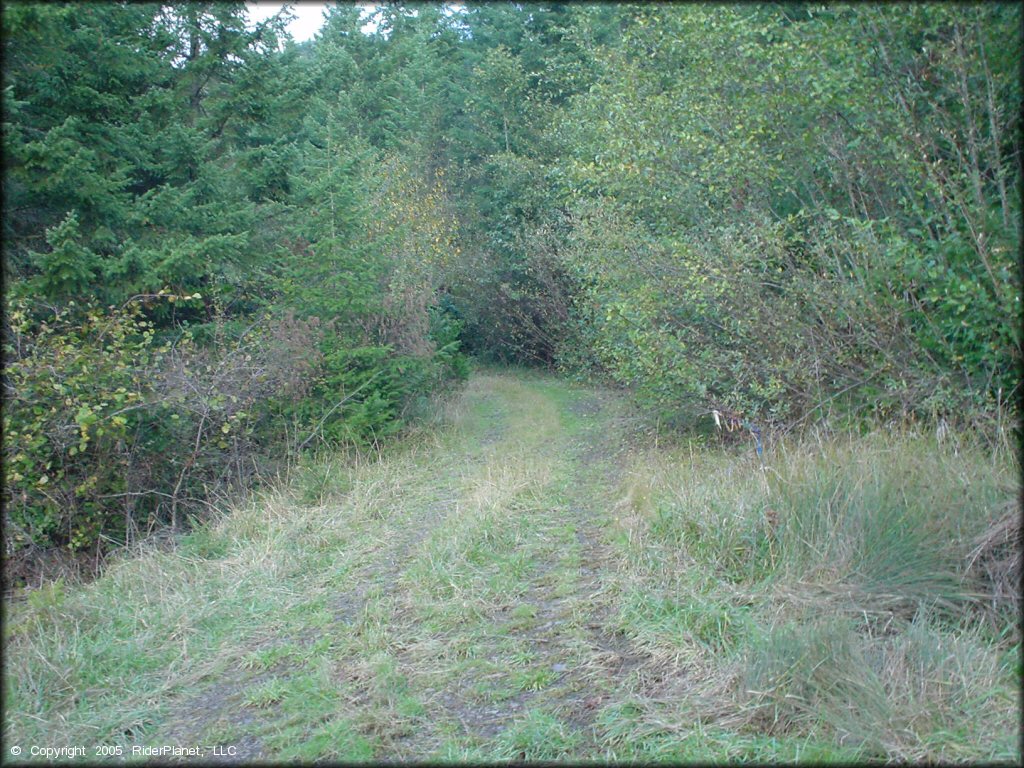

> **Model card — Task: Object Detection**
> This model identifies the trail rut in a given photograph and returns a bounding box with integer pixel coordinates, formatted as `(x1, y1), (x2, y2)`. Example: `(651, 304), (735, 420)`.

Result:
(147, 373), (650, 760)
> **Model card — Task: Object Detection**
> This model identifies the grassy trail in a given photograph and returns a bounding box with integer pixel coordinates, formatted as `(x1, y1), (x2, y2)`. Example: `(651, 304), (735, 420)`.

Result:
(5, 371), (642, 761)
(5, 370), (1018, 763)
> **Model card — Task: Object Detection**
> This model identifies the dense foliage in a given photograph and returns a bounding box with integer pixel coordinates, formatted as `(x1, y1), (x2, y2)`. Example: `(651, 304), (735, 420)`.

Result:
(549, 5), (1020, 427)
(3, 2), (1019, 574)
(2, 2), (468, 569)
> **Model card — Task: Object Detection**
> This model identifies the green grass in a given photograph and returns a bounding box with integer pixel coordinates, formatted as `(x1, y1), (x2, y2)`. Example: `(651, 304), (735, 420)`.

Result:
(4, 369), (1018, 763)
(607, 425), (1019, 762)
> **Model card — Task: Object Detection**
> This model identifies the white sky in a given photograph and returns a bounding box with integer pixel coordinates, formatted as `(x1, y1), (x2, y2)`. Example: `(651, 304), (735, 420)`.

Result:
(246, 2), (465, 43)
(246, 2), (372, 42)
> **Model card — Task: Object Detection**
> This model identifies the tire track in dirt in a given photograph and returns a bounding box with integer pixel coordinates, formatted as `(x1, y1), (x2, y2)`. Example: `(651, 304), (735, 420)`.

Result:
(157, 383), (513, 758)
(333, 382), (512, 626)
(508, 389), (647, 749)
(317, 380), (519, 755)
(395, 382), (649, 758)
(158, 374), (644, 760)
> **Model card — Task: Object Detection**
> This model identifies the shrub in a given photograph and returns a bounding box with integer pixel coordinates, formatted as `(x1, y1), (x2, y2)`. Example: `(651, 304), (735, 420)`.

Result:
(743, 618), (891, 751)
(3, 294), (451, 582)
(3, 298), (167, 554)
(767, 432), (1014, 619)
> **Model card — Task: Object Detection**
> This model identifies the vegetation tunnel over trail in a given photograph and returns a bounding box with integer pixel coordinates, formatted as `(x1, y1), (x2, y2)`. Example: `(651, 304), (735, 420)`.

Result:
(4, 0), (1018, 574)
(2, 2), (1019, 762)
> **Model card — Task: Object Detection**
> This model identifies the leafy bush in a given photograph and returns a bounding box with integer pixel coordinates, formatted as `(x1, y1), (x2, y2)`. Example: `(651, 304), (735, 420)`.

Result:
(3, 298), (167, 553)
(2, 292), (466, 579)
(549, 4), (1019, 431)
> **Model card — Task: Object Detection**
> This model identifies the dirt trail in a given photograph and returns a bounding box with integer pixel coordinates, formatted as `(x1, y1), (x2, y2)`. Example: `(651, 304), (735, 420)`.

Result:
(149, 372), (647, 760)
(380, 375), (645, 758)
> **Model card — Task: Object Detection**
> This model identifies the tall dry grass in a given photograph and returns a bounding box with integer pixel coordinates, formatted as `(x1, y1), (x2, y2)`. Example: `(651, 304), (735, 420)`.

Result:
(609, 425), (1019, 761)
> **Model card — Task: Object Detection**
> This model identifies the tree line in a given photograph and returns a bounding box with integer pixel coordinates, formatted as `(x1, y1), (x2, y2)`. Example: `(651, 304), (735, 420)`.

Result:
(3, 3), (1019, 576)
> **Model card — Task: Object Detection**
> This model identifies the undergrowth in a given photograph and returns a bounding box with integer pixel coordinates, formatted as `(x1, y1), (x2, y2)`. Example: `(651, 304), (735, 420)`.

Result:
(609, 426), (1019, 762)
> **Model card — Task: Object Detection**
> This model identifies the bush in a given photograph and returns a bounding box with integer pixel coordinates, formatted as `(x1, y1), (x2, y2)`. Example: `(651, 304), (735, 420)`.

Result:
(3, 298), (167, 553)
(2, 293), (465, 581)
(557, 196), (1019, 434)
(767, 431), (1014, 619)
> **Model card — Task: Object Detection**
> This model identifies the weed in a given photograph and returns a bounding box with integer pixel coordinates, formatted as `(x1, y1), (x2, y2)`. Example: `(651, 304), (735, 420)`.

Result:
(26, 577), (66, 613)
(293, 459), (352, 506)
(618, 588), (752, 656)
(243, 678), (289, 708)
(178, 525), (231, 560)
(276, 717), (373, 761)
(240, 644), (295, 672)
(490, 708), (581, 761)
(512, 667), (555, 691)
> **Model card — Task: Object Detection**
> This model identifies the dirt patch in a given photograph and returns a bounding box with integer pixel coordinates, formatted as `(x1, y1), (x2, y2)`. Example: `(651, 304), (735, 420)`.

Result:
(480, 414), (508, 447)
(159, 670), (275, 760)
(435, 685), (536, 741)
